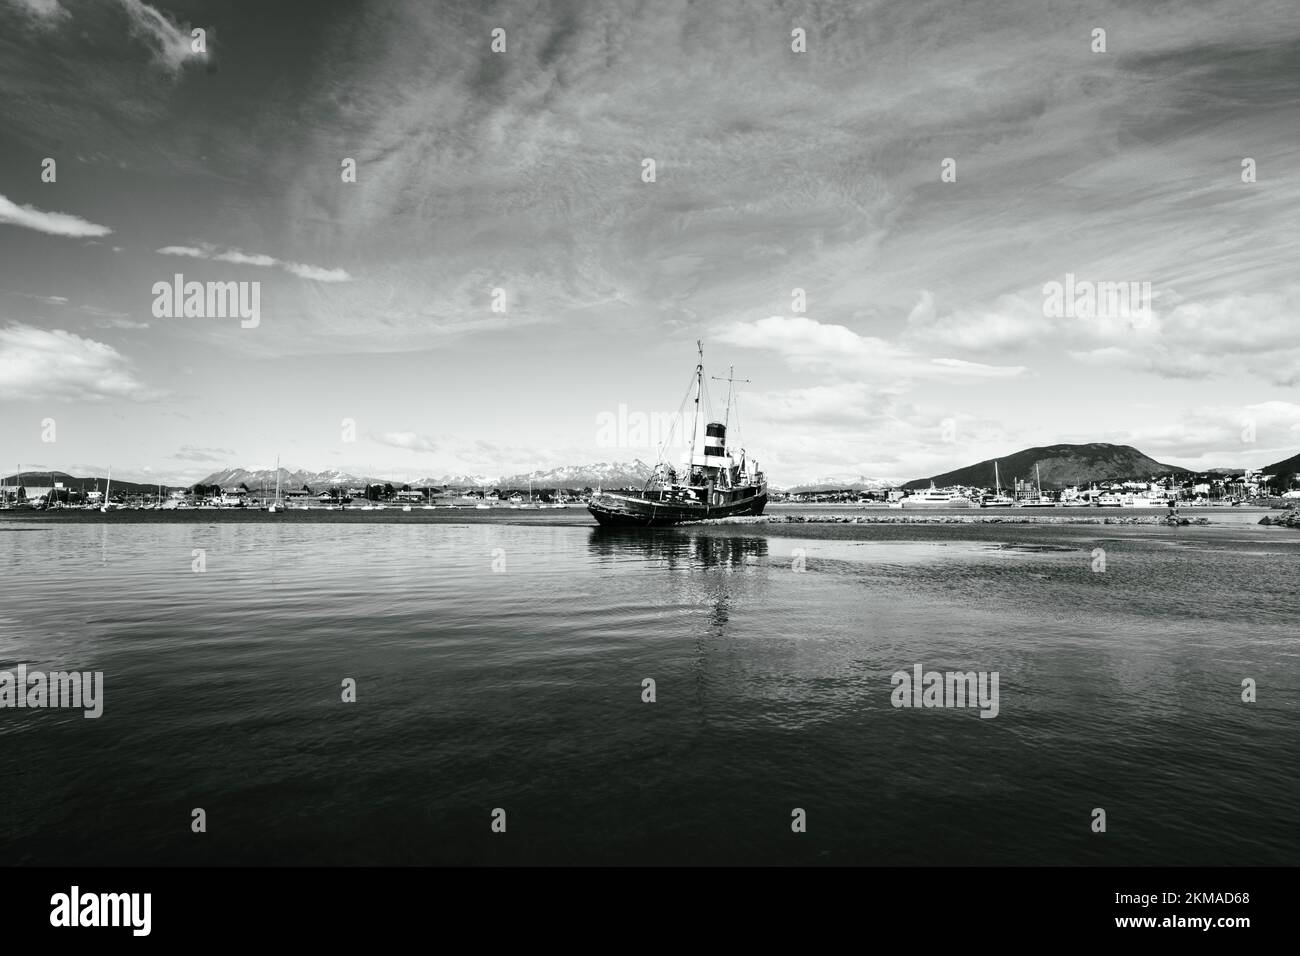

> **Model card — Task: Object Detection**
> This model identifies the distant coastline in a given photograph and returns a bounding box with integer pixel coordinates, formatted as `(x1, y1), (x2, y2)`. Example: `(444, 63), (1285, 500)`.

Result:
(5, 439), (1300, 511)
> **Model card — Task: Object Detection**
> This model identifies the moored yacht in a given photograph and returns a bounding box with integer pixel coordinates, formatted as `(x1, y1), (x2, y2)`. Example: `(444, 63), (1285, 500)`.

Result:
(980, 461), (1014, 508)
(1016, 463), (1057, 507)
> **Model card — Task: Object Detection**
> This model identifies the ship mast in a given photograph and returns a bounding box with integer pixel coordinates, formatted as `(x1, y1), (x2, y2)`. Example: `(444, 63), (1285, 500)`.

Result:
(711, 365), (750, 431)
(690, 340), (704, 463)
(711, 365), (751, 489)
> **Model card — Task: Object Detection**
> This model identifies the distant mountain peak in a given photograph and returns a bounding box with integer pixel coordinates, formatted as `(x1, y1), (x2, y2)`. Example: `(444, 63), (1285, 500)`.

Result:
(903, 442), (1192, 490)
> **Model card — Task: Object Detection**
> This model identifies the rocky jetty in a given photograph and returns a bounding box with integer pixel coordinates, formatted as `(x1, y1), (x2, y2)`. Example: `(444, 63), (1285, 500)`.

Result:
(701, 514), (1211, 526)
(1258, 511), (1300, 528)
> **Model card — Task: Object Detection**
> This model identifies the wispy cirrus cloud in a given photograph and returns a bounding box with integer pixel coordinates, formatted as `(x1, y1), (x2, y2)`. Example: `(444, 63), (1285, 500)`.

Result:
(284, 262), (352, 283)
(117, 0), (209, 74)
(5, 0), (209, 69)
(374, 431), (439, 454)
(1, 289), (67, 306)
(92, 315), (149, 330)
(904, 291), (1054, 354)
(0, 324), (159, 401)
(1067, 284), (1300, 386)
(1, 289), (146, 328)
(7, 0), (69, 24)
(157, 244), (352, 282)
(171, 444), (236, 463)
(370, 430), (570, 476)
(214, 249), (278, 268)
(0, 192), (112, 238)
(717, 315), (1028, 384)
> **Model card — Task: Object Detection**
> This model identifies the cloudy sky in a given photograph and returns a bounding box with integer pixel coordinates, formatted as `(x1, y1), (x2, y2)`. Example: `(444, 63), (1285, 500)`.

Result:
(1, 0), (1298, 485)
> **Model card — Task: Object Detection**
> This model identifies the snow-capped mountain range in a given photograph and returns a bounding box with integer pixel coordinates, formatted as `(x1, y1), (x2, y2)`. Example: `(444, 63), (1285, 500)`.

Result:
(780, 476), (904, 493)
(197, 460), (656, 489)
(498, 460), (654, 487)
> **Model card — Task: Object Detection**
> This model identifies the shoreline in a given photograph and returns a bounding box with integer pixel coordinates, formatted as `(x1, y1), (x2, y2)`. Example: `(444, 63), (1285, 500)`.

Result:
(0, 507), (1286, 529)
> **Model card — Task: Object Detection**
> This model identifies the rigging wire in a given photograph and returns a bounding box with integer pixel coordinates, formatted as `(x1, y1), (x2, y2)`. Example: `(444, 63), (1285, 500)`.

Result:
(655, 367), (702, 469)
(732, 389), (744, 469)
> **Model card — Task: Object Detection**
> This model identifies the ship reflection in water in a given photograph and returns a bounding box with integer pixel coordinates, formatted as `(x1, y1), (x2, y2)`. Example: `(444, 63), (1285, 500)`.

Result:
(587, 527), (768, 568)
(588, 528), (769, 630)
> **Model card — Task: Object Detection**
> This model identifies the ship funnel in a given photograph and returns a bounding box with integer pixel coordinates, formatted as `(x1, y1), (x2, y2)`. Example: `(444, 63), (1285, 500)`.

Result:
(704, 422), (726, 456)
(692, 422), (730, 468)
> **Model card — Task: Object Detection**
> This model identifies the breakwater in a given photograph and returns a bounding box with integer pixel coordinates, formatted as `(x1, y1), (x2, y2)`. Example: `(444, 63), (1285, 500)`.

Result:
(703, 513), (1213, 526)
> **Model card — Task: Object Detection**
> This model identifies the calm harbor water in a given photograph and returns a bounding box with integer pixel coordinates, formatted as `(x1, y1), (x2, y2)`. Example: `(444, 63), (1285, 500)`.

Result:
(1, 510), (1297, 865)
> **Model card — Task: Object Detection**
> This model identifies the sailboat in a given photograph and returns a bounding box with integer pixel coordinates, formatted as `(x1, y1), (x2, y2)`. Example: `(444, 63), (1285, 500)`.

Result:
(267, 456), (282, 513)
(981, 461), (1015, 507)
(587, 343), (768, 527)
(1018, 463), (1057, 507)
(100, 466), (111, 513)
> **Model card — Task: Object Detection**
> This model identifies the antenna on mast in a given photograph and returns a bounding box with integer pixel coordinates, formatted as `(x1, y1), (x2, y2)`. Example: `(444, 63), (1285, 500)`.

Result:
(711, 365), (750, 430)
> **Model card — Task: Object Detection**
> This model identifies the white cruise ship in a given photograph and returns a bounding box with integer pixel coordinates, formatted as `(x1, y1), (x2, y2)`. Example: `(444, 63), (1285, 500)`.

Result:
(901, 481), (974, 508)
